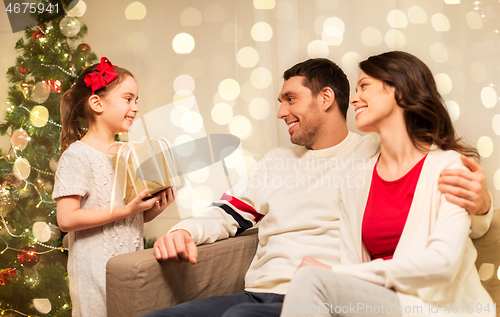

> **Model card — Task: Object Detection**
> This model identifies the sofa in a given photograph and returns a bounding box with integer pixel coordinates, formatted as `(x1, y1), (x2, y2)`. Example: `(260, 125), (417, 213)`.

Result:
(107, 210), (500, 317)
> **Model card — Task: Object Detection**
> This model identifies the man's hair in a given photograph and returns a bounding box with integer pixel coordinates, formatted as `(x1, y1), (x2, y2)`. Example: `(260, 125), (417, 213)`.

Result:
(283, 58), (350, 119)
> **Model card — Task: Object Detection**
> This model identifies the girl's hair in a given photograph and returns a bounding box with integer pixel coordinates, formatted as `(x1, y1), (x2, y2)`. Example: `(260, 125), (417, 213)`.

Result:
(359, 51), (479, 159)
(60, 63), (133, 154)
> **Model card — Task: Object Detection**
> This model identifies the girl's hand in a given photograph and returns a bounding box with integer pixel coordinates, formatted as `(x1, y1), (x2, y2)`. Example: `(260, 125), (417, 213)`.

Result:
(143, 187), (176, 222)
(126, 189), (161, 214)
(149, 187), (176, 214)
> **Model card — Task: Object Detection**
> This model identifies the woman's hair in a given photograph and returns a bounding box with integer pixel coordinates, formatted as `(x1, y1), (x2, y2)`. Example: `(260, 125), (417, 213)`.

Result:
(359, 51), (479, 159)
(60, 63), (133, 154)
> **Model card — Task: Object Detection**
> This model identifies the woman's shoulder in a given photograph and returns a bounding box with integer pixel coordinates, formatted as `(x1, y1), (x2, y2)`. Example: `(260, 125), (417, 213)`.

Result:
(427, 148), (466, 170)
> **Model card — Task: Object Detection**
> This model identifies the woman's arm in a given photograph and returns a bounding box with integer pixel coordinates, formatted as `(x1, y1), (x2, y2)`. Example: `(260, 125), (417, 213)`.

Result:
(57, 189), (158, 232)
(333, 197), (470, 292)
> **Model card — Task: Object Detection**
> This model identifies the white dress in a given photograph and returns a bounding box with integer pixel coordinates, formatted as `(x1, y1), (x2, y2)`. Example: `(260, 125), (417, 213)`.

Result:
(53, 141), (144, 317)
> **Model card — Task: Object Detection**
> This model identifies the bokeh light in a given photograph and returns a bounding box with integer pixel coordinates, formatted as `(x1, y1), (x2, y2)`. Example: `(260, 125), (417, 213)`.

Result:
(341, 52), (362, 74)
(253, 0), (276, 10)
(67, 0), (87, 17)
(481, 86), (497, 108)
(430, 43), (448, 63)
(237, 47), (259, 68)
(229, 115), (253, 139)
(174, 74), (195, 96)
(187, 161), (210, 183)
(125, 1), (146, 20)
(479, 263), (495, 281)
(361, 27), (382, 46)
(251, 22), (273, 41)
(180, 7), (202, 26)
(384, 29), (406, 49)
(218, 79), (241, 101)
(181, 111), (204, 134)
(494, 170), (500, 190)
(170, 105), (190, 128)
(307, 40), (329, 58)
(222, 146), (244, 169)
(194, 186), (214, 205)
(173, 93), (196, 108)
(408, 5), (427, 24)
(387, 9), (408, 28)
(477, 136), (494, 158)
(211, 103), (234, 125)
(313, 16), (328, 35)
(466, 11), (483, 29)
(174, 135), (195, 157)
(431, 13), (450, 31)
(249, 98), (271, 120)
(434, 73), (453, 95)
(172, 33), (195, 54)
(324, 17), (345, 33)
(214, 92), (235, 108)
(273, 0), (294, 19)
(250, 67), (273, 89)
(204, 4), (225, 23)
(492, 114), (500, 135)
(445, 100), (460, 122)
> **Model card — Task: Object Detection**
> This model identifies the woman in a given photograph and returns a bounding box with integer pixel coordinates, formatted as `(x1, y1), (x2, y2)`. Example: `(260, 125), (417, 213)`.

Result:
(280, 51), (494, 317)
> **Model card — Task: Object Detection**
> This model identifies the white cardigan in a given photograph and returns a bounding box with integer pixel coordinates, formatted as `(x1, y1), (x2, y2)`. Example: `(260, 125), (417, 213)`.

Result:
(334, 149), (494, 317)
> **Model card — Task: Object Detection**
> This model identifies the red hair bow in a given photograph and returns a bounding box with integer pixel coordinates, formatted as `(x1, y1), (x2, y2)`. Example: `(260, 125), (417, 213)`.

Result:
(84, 57), (118, 94)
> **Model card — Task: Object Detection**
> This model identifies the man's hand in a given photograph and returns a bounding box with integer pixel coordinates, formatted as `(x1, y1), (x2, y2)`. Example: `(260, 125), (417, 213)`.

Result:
(153, 229), (198, 264)
(298, 255), (331, 270)
(438, 155), (491, 215)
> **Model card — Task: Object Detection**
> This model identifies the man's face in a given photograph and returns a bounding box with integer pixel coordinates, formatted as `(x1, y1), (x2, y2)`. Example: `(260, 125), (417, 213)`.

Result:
(277, 76), (323, 149)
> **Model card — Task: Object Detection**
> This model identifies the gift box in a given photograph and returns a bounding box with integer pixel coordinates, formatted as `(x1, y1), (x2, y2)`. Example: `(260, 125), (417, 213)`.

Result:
(109, 137), (182, 210)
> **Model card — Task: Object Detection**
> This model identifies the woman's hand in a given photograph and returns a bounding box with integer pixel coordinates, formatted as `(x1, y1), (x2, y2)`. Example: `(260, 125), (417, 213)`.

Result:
(298, 255), (332, 270)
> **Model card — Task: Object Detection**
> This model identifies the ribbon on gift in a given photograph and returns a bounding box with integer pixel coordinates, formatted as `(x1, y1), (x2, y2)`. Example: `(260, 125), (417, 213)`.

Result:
(108, 136), (181, 213)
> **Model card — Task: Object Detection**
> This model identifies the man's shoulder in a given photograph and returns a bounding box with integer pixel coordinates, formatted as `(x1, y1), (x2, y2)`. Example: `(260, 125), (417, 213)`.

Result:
(349, 132), (380, 159)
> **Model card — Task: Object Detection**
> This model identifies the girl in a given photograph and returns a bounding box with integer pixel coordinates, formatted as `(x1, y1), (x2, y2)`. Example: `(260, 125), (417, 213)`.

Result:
(280, 51), (494, 316)
(53, 57), (175, 317)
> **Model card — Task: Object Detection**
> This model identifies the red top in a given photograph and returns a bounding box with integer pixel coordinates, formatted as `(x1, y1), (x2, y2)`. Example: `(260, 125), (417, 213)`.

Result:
(362, 155), (427, 260)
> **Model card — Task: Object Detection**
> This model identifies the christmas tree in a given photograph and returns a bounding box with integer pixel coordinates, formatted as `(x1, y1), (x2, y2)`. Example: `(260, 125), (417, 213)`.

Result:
(0, 1), (97, 315)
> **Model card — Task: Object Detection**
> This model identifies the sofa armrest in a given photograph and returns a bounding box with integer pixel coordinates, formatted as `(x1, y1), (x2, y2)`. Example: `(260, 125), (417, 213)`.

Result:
(106, 229), (258, 317)
(474, 209), (500, 314)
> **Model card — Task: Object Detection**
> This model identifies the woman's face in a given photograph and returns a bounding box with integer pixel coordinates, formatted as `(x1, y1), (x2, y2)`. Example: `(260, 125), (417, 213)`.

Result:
(350, 71), (402, 133)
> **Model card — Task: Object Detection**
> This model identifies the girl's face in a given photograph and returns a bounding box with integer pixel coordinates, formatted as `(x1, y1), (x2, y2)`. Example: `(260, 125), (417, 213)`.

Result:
(100, 75), (139, 133)
(349, 71), (401, 133)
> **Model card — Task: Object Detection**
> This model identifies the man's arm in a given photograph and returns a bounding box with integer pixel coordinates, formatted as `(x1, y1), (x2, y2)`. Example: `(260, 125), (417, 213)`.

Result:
(152, 151), (272, 262)
(438, 155), (493, 238)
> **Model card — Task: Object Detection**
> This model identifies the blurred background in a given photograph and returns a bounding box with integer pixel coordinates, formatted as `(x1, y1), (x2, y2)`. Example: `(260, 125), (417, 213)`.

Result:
(1, 0), (499, 239)
(0, 0), (499, 315)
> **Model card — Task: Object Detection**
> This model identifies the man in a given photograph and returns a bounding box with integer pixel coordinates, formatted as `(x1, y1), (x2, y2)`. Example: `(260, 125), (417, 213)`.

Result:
(144, 59), (492, 317)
